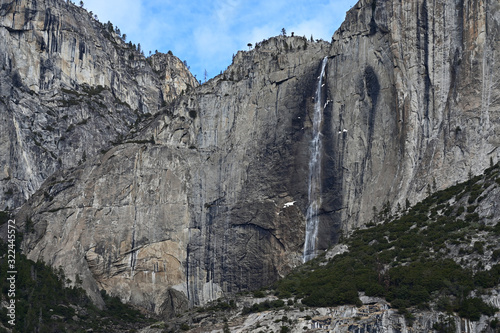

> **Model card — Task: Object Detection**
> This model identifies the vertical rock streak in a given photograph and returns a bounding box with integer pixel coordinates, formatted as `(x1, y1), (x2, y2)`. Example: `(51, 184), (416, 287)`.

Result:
(303, 57), (328, 262)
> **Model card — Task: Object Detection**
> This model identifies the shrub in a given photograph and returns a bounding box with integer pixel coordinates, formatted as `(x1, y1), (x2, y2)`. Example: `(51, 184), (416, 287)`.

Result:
(433, 316), (456, 333)
(241, 299), (285, 314)
(467, 205), (477, 213)
(465, 213), (479, 223)
(473, 241), (484, 255)
(0, 211), (9, 226)
(456, 297), (497, 321)
(492, 249), (500, 261)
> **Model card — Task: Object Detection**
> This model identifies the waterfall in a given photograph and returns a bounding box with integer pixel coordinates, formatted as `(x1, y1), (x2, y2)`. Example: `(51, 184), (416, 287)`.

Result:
(303, 57), (328, 263)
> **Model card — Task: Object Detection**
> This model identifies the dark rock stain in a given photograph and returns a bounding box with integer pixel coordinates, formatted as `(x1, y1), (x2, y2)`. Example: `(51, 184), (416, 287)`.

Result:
(358, 65), (380, 192)
(369, 0), (378, 35)
(79, 41), (86, 61)
(365, 65), (380, 142)
(319, 61), (342, 248)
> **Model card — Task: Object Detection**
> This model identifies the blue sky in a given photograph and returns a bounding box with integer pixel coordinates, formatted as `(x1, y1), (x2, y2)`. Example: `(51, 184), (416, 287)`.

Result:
(83, 0), (356, 81)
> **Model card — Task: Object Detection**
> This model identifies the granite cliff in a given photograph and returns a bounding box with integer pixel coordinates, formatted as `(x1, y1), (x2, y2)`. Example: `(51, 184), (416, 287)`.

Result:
(7, 0), (500, 321)
(326, 0), (500, 236)
(0, 0), (197, 210)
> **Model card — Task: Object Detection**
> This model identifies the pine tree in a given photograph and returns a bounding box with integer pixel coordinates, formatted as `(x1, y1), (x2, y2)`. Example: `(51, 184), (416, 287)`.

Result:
(106, 21), (114, 33)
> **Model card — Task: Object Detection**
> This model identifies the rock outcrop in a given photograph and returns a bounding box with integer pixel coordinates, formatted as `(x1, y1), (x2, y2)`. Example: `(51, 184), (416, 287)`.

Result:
(173, 298), (495, 333)
(0, 0), (197, 209)
(12, 0), (500, 318)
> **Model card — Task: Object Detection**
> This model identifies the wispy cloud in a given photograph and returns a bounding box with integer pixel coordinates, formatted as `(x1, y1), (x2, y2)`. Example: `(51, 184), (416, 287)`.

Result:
(83, 0), (355, 80)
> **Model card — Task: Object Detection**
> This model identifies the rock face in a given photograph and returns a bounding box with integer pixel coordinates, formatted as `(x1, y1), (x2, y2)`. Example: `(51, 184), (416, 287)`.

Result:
(18, 36), (333, 312)
(323, 0), (500, 243)
(13, 0), (500, 318)
(0, 0), (197, 209)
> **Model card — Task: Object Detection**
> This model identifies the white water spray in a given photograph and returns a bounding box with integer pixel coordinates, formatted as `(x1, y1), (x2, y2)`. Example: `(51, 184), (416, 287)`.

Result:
(303, 57), (328, 263)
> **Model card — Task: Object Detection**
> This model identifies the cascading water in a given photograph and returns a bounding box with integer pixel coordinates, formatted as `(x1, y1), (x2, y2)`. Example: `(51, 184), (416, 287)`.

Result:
(303, 57), (328, 263)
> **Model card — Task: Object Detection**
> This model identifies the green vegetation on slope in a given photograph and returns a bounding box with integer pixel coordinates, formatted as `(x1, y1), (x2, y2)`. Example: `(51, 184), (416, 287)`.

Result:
(273, 163), (500, 321)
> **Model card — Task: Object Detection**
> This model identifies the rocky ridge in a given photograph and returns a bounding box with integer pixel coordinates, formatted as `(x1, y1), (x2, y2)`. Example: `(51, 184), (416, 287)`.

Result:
(10, 0), (500, 322)
(0, 0), (197, 209)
